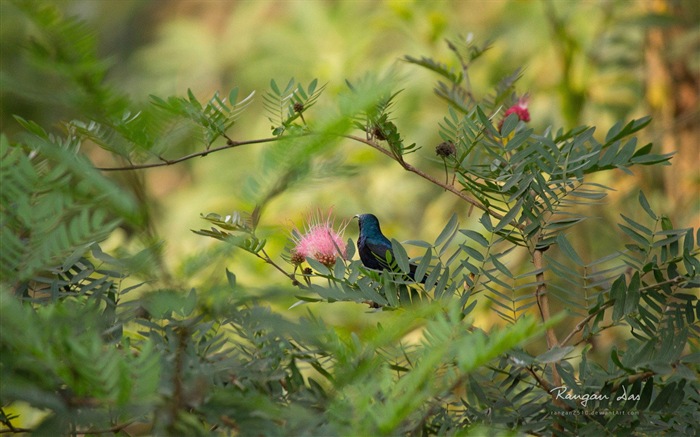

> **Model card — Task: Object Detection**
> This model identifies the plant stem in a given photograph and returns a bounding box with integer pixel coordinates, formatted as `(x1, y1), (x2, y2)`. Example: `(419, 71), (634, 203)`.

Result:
(560, 276), (685, 347)
(560, 300), (613, 347)
(344, 134), (523, 229)
(257, 249), (309, 289)
(533, 248), (562, 391)
(95, 135), (281, 171)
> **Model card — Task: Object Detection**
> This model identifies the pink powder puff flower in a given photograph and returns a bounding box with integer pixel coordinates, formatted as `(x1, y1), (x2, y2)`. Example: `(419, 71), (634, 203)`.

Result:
(499, 96), (530, 133)
(290, 209), (348, 268)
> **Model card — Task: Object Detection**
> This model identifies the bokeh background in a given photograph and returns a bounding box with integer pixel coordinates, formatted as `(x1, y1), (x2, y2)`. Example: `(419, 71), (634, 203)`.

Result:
(2, 0), (698, 331)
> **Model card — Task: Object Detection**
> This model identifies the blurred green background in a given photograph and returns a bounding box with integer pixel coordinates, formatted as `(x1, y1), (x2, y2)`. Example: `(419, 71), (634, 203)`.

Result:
(2, 0), (698, 330)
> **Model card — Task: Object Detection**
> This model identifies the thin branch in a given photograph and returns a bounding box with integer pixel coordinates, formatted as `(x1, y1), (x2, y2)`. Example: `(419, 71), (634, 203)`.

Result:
(560, 300), (614, 347)
(0, 429), (33, 435)
(95, 129), (522, 228)
(95, 135), (283, 171)
(76, 421), (135, 435)
(560, 276), (685, 347)
(256, 249), (309, 289)
(343, 134), (522, 228)
(610, 371), (655, 392)
(525, 365), (567, 409)
(533, 248), (562, 391)
(0, 408), (32, 434)
(533, 249), (559, 349)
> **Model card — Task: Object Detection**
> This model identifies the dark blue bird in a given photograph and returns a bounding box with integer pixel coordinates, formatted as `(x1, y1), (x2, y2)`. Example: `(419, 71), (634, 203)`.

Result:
(355, 213), (423, 282)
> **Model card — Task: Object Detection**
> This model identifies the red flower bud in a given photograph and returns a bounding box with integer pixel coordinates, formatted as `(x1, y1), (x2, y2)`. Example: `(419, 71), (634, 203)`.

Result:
(499, 96), (530, 133)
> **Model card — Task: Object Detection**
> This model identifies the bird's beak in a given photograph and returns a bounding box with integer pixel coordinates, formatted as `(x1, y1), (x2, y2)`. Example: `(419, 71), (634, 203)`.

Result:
(353, 214), (360, 220)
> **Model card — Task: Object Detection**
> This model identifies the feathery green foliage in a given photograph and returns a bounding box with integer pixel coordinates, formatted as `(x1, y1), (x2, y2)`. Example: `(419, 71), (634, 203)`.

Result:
(1, 3), (698, 436)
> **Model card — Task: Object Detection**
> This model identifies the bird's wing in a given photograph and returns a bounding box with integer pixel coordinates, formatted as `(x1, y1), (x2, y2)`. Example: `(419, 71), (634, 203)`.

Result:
(365, 239), (393, 269)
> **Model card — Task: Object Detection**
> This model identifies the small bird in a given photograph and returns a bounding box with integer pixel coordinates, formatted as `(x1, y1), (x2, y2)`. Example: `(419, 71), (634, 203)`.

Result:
(355, 213), (423, 282)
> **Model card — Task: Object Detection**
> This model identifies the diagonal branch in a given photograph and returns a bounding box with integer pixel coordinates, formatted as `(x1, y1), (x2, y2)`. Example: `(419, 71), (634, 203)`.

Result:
(560, 276), (685, 347)
(95, 135), (282, 171)
(560, 300), (614, 347)
(343, 134), (522, 228)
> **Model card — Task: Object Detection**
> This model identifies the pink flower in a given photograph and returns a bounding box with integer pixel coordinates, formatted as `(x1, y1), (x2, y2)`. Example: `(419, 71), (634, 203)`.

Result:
(290, 209), (347, 268)
(499, 96), (530, 132)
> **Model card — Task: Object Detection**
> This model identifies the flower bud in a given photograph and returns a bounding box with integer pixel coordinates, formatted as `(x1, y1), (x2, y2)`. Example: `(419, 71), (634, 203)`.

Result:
(499, 96), (530, 133)
(435, 141), (456, 158)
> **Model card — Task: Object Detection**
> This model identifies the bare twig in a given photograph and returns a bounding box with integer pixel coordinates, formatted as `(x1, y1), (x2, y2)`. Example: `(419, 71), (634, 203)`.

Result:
(525, 366), (560, 399)
(0, 407), (32, 434)
(257, 249), (309, 289)
(609, 371), (655, 392)
(560, 301), (614, 347)
(77, 421), (136, 435)
(95, 135), (282, 171)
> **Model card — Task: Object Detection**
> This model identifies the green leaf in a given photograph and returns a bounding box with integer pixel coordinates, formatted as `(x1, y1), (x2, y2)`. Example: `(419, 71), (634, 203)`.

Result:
(615, 138), (638, 164)
(423, 261), (442, 290)
(433, 267), (450, 297)
(479, 212), (494, 232)
(499, 113), (519, 137)
(333, 258), (346, 279)
(413, 247), (432, 283)
(345, 237), (356, 260)
(460, 229), (490, 247)
(225, 268), (236, 289)
(605, 116), (652, 144)
(390, 238), (410, 274)
(270, 78), (281, 95)
(638, 191), (657, 220)
(462, 244), (484, 262)
(649, 382), (676, 411)
(556, 234), (584, 266)
(681, 352), (700, 364)
(631, 142), (653, 158)
(404, 239), (432, 248)
(611, 348), (634, 374)
(624, 272), (641, 315)
(494, 198), (522, 232)
(620, 214), (653, 236)
(660, 215), (673, 231)
(476, 106), (499, 137)
(434, 213), (459, 248)
(619, 224), (650, 248)
(536, 346), (574, 364)
(683, 228), (694, 254)
(228, 87), (239, 104)
(13, 116), (49, 139)
(630, 152), (674, 165)
(611, 275), (627, 322)
(308, 78), (318, 95)
(403, 55), (461, 84)
(636, 377), (654, 410)
(306, 257), (331, 276)
(292, 295), (322, 304)
(599, 141), (620, 167)
(556, 362), (580, 391)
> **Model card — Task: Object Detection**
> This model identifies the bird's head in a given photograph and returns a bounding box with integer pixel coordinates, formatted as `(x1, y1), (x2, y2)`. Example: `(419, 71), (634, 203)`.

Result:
(354, 213), (381, 233)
